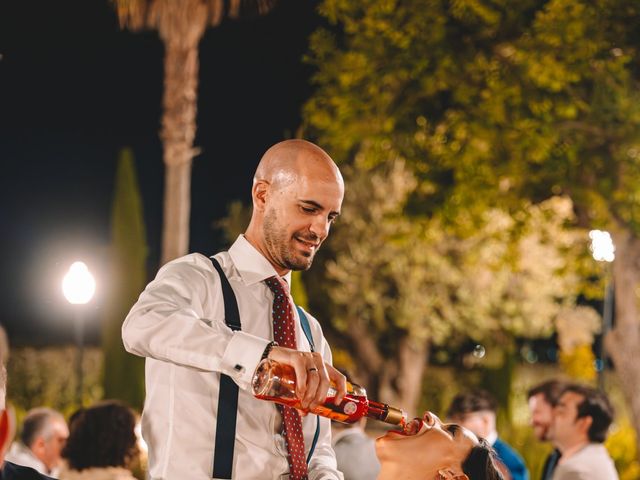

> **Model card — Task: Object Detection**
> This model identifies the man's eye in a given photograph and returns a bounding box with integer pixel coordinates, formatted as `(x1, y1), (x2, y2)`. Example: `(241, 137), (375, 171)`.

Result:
(302, 207), (315, 213)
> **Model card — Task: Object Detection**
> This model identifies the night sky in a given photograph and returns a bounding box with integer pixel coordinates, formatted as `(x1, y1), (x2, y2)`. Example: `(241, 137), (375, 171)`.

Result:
(0, 0), (320, 345)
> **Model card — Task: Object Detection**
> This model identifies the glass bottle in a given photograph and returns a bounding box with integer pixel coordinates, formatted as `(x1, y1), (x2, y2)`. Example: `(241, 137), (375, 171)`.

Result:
(252, 358), (407, 426)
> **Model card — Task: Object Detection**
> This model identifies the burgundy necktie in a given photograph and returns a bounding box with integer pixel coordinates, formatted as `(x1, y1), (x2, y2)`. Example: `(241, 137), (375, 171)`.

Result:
(264, 276), (309, 480)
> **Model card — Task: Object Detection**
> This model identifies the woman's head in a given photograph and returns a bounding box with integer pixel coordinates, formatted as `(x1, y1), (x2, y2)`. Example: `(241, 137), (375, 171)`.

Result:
(376, 411), (504, 480)
(62, 400), (138, 471)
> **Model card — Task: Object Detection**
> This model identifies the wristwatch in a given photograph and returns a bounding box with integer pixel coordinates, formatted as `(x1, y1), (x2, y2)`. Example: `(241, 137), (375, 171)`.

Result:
(261, 340), (278, 361)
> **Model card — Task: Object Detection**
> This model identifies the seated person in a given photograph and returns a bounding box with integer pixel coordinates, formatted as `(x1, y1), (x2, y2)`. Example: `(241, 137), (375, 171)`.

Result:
(58, 401), (139, 480)
(376, 411), (504, 480)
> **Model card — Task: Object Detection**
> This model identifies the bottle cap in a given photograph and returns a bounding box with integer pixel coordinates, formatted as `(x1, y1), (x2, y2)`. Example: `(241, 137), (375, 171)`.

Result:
(384, 405), (407, 425)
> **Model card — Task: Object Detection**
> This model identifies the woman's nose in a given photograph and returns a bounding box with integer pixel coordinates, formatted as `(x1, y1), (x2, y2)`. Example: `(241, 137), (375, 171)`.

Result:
(423, 411), (443, 427)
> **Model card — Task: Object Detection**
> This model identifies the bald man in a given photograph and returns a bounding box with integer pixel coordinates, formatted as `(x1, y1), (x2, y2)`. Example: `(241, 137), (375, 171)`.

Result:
(123, 140), (347, 480)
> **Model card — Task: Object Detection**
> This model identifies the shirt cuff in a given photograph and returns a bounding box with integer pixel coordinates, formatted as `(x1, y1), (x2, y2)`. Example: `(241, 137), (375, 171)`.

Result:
(220, 331), (271, 390)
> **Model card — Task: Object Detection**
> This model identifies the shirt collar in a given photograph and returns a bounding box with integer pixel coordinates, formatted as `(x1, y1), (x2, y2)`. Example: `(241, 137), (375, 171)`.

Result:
(486, 430), (498, 445)
(228, 235), (292, 286)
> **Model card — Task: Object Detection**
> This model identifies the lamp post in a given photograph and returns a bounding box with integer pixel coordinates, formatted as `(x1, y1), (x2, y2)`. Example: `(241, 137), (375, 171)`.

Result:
(62, 261), (96, 406)
(588, 230), (615, 390)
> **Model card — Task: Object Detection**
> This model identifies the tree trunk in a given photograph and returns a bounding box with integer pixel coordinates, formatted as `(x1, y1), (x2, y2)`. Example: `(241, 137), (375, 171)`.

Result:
(158, 4), (207, 265)
(378, 337), (429, 417)
(605, 227), (640, 458)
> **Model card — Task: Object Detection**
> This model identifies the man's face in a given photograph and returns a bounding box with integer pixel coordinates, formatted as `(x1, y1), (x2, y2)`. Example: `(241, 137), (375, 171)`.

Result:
(449, 411), (493, 440)
(262, 172), (343, 272)
(550, 391), (589, 450)
(38, 419), (69, 471)
(376, 412), (478, 477)
(528, 393), (554, 441)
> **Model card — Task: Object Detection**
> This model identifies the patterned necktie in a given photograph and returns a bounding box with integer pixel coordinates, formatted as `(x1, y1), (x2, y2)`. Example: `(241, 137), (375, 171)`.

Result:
(264, 276), (308, 480)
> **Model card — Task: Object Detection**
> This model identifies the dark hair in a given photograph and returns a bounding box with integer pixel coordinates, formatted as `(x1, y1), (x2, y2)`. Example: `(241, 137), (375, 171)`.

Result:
(447, 390), (497, 418)
(462, 438), (506, 480)
(562, 384), (614, 443)
(62, 400), (138, 471)
(527, 380), (567, 406)
(20, 407), (64, 447)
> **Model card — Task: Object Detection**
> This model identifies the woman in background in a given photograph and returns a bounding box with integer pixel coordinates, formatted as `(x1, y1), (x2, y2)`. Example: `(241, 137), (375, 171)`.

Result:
(59, 401), (138, 480)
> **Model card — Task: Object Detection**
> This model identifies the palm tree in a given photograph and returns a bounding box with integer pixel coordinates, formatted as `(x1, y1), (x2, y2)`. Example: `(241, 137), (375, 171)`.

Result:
(113, 0), (275, 265)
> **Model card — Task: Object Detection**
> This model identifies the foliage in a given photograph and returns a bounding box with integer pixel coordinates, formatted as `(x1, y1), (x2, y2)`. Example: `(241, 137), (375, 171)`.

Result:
(8, 346), (103, 419)
(303, 0), (640, 443)
(305, 0), (640, 233)
(102, 148), (147, 409)
(309, 151), (593, 408)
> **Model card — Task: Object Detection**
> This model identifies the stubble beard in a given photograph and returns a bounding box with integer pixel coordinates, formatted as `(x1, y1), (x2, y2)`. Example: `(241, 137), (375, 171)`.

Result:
(263, 208), (316, 271)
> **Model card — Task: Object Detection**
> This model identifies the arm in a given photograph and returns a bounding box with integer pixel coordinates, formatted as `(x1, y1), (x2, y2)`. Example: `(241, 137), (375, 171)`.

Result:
(121, 254), (269, 388)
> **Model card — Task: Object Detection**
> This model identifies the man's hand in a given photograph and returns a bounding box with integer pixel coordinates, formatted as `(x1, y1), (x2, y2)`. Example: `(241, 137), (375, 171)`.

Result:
(267, 346), (347, 410)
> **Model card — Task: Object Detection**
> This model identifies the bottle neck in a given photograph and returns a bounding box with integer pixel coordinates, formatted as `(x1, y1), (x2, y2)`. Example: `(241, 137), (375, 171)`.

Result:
(366, 400), (406, 426)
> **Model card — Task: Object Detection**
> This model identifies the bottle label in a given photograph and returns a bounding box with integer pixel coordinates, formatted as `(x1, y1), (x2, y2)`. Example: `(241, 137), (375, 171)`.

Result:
(343, 401), (357, 415)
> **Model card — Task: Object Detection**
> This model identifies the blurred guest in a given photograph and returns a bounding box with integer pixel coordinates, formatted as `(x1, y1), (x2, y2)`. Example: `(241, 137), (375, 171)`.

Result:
(0, 324), (53, 479)
(5, 408), (68, 478)
(527, 380), (567, 480)
(550, 384), (618, 480)
(376, 411), (505, 480)
(59, 401), (138, 480)
(447, 390), (528, 480)
(332, 417), (380, 480)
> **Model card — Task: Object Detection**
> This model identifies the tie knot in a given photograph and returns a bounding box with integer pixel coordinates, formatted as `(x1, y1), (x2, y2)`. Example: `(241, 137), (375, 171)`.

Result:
(264, 276), (289, 296)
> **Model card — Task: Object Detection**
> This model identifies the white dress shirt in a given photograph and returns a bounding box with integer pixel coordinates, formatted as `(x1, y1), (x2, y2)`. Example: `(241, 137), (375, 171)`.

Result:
(122, 235), (342, 480)
(553, 443), (619, 480)
(5, 442), (60, 477)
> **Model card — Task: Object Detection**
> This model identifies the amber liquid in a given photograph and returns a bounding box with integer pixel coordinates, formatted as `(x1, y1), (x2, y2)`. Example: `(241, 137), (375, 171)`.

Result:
(253, 359), (406, 426)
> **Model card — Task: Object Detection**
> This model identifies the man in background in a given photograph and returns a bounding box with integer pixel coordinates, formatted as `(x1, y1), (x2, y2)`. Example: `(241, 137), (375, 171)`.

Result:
(5, 408), (68, 478)
(527, 380), (567, 480)
(550, 384), (618, 480)
(447, 389), (529, 480)
(0, 325), (53, 479)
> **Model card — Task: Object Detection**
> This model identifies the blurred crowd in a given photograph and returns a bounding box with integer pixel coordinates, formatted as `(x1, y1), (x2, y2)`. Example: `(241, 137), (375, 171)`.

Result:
(331, 379), (618, 480)
(0, 322), (619, 480)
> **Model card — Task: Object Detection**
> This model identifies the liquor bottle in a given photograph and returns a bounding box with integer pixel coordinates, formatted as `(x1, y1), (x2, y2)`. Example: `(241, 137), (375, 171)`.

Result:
(252, 358), (407, 426)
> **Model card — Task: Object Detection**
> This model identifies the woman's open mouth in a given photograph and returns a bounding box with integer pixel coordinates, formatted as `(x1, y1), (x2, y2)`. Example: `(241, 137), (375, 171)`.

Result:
(388, 411), (435, 436)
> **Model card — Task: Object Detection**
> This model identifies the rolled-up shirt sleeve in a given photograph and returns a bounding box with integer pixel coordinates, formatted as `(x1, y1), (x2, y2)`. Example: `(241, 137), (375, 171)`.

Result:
(122, 254), (269, 390)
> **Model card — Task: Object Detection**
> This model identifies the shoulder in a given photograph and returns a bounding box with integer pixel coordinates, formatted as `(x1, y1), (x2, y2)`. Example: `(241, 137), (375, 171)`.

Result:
(493, 438), (528, 476)
(556, 445), (618, 480)
(1, 461), (54, 480)
(152, 253), (227, 289)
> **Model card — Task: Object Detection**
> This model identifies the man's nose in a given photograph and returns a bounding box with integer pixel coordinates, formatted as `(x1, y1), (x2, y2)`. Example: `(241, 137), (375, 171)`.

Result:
(309, 216), (330, 239)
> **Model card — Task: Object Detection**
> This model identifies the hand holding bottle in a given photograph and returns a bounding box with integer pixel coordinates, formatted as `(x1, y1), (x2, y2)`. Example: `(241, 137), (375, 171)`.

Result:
(253, 358), (407, 426)
(266, 345), (347, 410)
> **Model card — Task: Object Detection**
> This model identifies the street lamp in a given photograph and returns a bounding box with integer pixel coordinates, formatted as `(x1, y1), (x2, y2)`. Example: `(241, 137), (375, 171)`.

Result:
(62, 261), (96, 405)
(588, 230), (615, 390)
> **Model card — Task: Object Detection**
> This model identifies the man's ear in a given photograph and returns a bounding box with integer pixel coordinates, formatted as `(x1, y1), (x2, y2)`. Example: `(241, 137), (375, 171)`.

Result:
(252, 180), (270, 212)
(576, 415), (593, 436)
(438, 468), (469, 480)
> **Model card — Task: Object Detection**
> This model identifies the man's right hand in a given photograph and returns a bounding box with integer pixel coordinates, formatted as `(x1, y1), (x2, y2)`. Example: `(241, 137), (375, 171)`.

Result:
(267, 346), (347, 411)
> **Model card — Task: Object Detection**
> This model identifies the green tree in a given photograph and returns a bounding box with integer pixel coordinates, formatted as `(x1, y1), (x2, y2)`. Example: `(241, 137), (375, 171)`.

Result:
(102, 148), (148, 409)
(113, 0), (277, 265)
(310, 150), (589, 414)
(305, 0), (640, 453)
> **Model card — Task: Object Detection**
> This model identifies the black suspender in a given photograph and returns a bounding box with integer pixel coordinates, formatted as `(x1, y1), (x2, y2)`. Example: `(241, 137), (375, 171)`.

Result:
(209, 257), (240, 479)
(208, 255), (319, 479)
